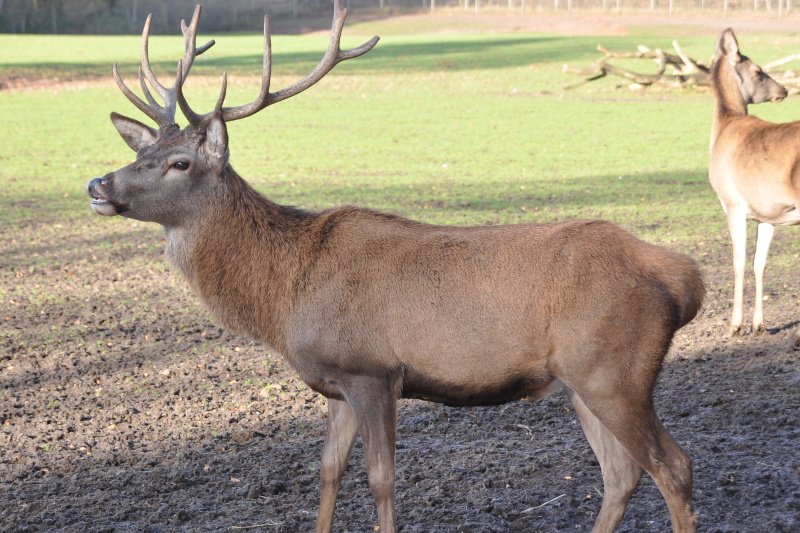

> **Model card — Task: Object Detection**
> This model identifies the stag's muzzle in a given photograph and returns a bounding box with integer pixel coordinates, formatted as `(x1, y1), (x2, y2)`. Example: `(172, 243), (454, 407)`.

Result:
(87, 177), (119, 216)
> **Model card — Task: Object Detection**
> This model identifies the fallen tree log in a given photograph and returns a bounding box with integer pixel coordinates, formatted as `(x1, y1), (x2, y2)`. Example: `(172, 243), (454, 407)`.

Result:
(562, 42), (800, 94)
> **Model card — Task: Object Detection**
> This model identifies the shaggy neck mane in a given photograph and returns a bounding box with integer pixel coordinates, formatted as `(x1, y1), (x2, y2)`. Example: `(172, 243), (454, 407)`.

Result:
(187, 165), (314, 352)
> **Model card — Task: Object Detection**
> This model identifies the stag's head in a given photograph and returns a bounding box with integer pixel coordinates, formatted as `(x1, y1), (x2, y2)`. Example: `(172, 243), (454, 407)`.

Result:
(88, 2), (378, 226)
(714, 28), (787, 106)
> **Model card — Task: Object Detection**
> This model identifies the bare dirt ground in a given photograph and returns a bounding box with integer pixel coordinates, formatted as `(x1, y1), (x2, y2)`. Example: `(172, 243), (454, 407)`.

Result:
(2, 12), (800, 533)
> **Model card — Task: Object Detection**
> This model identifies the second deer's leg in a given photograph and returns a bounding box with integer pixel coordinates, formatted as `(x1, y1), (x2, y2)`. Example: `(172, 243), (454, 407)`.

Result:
(753, 222), (775, 333)
(315, 398), (359, 533)
(566, 388), (644, 533)
(727, 211), (748, 336)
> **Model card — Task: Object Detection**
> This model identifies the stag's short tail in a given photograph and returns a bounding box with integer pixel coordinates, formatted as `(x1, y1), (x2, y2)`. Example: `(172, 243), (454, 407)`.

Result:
(674, 257), (705, 330)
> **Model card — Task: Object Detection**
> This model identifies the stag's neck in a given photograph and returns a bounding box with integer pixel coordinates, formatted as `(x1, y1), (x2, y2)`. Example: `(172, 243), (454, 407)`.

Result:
(710, 59), (749, 147)
(165, 166), (313, 353)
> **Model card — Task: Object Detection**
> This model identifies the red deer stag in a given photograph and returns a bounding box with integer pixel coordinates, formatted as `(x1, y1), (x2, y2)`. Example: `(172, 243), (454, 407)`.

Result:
(709, 28), (797, 343)
(87, 3), (703, 532)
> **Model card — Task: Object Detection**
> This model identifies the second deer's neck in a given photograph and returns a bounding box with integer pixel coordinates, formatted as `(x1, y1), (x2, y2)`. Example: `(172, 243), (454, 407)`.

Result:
(711, 59), (749, 116)
(711, 60), (749, 145)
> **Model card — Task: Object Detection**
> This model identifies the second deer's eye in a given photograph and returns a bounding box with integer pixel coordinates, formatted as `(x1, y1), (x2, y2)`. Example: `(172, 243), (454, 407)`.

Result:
(172, 161), (190, 171)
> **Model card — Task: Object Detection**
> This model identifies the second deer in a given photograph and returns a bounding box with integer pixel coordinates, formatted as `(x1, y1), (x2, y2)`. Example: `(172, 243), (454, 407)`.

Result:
(709, 28), (798, 343)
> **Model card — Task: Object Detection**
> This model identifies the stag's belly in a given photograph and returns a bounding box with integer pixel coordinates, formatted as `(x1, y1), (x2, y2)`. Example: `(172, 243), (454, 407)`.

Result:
(400, 364), (560, 407)
(286, 310), (556, 407)
(296, 352), (559, 407)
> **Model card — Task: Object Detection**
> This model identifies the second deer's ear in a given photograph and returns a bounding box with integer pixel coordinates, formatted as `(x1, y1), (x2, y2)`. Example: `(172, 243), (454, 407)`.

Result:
(716, 28), (740, 62)
(111, 112), (158, 152)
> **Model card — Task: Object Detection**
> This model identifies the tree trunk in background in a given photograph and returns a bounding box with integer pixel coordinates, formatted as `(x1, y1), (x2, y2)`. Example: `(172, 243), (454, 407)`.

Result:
(127, 0), (139, 32)
(50, 0), (58, 34)
(159, 2), (168, 33)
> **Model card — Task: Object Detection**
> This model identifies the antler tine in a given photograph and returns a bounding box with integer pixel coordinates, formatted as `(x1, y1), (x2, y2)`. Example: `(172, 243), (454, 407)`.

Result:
(111, 12), (173, 126)
(218, 0), (379, 123)
(113, 62), (170, 126)
(179, 6), (216, 84)
(178, 12), (271, 127)
(134, 13), (179, 126)
(214, 72), (229, 114)
(115, 5), (215, 128)
(175, 58), (210, 126)
(139, 14), (168, 101)
(201, 14), (272, 124)
(173, 5), (220, 127)
(265, 0), (379, 106)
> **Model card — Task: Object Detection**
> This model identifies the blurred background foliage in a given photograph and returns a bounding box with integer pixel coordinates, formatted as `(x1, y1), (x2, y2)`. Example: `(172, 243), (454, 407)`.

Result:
(2, 0), (795, 35)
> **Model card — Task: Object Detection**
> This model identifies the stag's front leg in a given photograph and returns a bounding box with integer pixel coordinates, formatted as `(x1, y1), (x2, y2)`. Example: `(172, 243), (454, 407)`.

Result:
(348, 375), (401, 533)
(315, 398), (359, 533)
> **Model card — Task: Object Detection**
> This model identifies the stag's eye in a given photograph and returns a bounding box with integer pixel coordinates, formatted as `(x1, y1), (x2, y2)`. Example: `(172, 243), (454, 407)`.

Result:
(172, 161), (190, 171)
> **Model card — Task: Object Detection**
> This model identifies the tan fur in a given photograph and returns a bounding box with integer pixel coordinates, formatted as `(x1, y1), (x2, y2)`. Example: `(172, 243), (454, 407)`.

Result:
(708, 28), (799, 342)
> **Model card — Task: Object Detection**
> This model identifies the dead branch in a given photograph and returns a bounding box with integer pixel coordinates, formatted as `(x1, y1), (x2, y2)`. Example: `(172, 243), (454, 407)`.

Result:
(671, 40), (704, 74)
(562, 41), (800, 94)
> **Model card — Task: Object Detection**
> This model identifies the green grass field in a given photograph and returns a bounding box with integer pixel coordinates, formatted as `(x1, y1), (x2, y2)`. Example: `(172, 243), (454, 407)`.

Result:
(2, 21), (800, 258)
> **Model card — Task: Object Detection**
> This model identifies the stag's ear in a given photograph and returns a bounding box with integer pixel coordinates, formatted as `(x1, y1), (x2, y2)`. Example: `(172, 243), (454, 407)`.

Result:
(201, 114), (229, 164)
(716, 28), (740, 63)
(110, 112), (159, 152)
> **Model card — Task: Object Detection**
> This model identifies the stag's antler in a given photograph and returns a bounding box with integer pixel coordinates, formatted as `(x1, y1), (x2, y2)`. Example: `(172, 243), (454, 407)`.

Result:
(113, 5), (215, 127)
(115, 1), (378, 128)
(178, 0), (379, 125)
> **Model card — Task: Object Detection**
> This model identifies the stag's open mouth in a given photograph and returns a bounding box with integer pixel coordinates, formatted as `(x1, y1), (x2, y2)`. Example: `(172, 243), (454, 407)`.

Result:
(87, 179), (120, 216)
(90, 197), (119, 216)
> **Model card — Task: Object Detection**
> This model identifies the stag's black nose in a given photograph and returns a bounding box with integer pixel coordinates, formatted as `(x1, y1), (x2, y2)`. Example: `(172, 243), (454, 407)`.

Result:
(87, 177), (109, 199)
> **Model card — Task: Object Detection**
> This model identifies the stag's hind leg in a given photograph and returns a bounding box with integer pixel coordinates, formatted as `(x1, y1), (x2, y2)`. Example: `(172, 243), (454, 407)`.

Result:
(566, 388), (644, 533)
(568, 384), (696, 533)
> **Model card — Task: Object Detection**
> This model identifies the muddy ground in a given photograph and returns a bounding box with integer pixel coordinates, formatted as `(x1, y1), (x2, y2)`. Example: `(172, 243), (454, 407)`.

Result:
(3, 12), (800, 533)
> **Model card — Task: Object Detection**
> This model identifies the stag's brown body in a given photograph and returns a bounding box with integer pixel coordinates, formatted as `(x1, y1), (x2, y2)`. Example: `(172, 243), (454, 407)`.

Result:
(183, 167), (701, 408)
(708, 28), (798, 342)
(87, 3), (703, 532)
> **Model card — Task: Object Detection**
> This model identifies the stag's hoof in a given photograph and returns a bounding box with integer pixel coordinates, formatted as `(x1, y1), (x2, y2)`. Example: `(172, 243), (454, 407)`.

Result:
(753, 322), (767, 335)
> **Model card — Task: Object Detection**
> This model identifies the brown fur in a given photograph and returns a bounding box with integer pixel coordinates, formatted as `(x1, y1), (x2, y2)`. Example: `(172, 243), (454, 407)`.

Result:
(87, 6), (705, 532)
(109, 159), (703, 533)
(90, 123), (704, 532)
